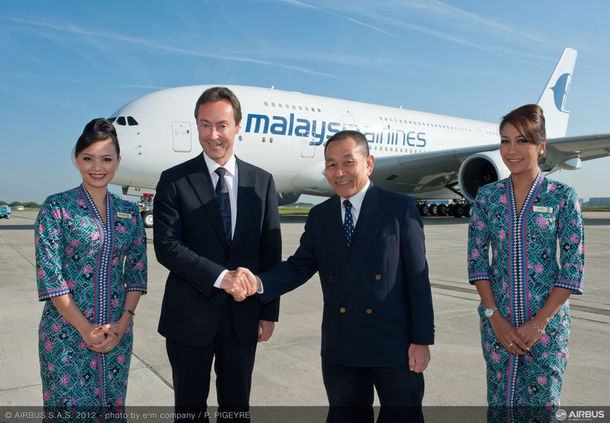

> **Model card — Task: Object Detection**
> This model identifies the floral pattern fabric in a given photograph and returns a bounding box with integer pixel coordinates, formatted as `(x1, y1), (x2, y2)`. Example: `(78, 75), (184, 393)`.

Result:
(35, 185), (147, 407)
(467, 174), (584, 407)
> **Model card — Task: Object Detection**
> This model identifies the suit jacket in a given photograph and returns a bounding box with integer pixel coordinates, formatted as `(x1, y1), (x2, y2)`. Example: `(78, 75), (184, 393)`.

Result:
(154, 155), (281, 347)
(260, 184), (433, 367)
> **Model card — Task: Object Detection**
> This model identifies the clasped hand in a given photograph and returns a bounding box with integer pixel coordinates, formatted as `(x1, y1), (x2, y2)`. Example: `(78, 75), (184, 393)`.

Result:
(81, 321), (126, 353)
(490, 313), (545, 355)
(220, 267), (260, 301)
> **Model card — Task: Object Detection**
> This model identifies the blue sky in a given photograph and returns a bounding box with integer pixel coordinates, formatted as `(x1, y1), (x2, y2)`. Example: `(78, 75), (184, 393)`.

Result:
(1, 0), (609, 202)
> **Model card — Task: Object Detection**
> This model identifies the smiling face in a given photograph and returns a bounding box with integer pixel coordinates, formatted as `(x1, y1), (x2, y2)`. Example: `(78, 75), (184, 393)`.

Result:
(500, 122), (545, 179)
(324, 137), (374, 199)
(75, 138), (121, 192)
(196, 99), (241, 166)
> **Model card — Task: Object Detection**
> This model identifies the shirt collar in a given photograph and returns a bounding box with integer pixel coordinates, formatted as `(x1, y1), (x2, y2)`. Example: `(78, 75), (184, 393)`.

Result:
(341, 180), (370, 211)
(203, 151), (237, 177)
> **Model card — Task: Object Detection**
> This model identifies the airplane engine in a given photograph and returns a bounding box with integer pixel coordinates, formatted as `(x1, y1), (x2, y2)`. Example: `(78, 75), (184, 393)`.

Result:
(458, 150), (510, 201)
(277, 192), (301, 206)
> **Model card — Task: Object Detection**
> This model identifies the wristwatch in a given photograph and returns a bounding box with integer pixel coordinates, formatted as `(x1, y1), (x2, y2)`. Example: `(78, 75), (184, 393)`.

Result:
(484, 306), (498, 319)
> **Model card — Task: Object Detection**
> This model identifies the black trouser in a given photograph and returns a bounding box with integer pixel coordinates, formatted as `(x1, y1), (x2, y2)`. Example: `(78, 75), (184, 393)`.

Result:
(322, 360), (424, 423)
(166, 300), (256, 422)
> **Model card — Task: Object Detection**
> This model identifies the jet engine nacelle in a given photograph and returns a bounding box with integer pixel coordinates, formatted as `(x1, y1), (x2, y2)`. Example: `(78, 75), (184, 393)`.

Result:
(458, 150), (510, 201)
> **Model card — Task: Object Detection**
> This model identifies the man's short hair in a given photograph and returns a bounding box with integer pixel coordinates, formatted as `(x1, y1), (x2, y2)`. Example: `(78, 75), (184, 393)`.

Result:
(194, 86), (242, 124)
(324, 130), (370, 156)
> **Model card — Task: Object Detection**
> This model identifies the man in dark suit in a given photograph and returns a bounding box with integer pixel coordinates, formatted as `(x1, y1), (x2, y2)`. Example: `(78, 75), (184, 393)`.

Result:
(225, 130), (434, 421)
(154, 86), (281, 421)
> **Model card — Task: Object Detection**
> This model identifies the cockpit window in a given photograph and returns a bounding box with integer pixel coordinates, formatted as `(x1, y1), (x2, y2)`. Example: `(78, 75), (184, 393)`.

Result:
(108, 117), (117, 123)
(127, 116), (138, 126)
(116, 116), (126, 126)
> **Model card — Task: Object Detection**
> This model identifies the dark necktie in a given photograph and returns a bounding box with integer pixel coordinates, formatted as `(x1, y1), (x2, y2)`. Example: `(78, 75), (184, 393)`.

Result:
(215, 167), (232, 243)
(343, 199), (354, 246)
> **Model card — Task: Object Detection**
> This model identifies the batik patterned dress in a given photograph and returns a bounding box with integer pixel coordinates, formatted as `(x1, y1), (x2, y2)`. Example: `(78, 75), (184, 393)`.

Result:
(35, 185), (147, 408)
(467, 174), (584, 407)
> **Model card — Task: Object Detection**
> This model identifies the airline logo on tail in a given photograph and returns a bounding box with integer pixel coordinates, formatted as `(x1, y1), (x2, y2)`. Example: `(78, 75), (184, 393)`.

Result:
(551, 72), (571, 112)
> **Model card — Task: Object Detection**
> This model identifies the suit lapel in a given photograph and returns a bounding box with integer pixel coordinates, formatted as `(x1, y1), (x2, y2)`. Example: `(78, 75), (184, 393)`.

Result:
(341, 185), (381, 299)
(186, 157), (229, 248)
(231, 158), (252, 248)
(325, 196), (348, 264)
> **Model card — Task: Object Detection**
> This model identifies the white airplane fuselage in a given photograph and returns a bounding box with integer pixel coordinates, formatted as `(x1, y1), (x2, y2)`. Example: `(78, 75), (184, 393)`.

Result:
(111, 85), (499, 201)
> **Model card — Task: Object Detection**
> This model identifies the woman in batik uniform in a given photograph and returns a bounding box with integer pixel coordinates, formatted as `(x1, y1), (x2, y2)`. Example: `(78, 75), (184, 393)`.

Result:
(467, 104), (584, 407)
(35, 118), (147, 408)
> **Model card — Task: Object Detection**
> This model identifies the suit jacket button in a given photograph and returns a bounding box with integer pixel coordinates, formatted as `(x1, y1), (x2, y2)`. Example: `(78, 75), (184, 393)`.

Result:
(374, 275), (382, 280)
(339, 307), (346, 313)
(365, 308), (373, 315)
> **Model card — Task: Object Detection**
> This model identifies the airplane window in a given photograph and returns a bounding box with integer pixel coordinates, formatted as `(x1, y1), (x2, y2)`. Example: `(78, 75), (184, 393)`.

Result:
(108, 117), (117, 123)
(116, 116), (126, 126)
(127, 116), (138, 126)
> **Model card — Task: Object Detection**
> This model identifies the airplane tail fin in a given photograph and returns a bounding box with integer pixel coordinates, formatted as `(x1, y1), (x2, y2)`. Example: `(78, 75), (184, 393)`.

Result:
(537, 48), (577, 139)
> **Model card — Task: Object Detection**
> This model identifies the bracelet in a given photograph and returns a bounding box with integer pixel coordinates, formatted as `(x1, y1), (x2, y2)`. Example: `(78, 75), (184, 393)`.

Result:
(530, 318), (544, 335)
(123, 308), (135, 317)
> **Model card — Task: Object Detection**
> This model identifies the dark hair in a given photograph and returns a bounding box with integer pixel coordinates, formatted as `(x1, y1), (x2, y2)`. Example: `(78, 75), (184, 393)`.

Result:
(74, 118), (120, 157)
(194, 86), (242, 124)
(324, 130), (370, 156)
(500, 104), (546, 146)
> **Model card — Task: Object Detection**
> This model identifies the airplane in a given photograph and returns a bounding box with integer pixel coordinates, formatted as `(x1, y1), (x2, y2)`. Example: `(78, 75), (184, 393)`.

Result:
(109, 48), (610, 227)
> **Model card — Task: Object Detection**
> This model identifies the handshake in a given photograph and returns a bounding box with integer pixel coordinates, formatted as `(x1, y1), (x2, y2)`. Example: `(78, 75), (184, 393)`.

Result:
(219, 267), (261, 301)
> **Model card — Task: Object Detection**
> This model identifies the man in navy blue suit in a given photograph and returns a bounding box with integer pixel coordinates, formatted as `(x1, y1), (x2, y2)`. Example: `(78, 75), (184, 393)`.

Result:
(225, 130), (434, 420)
(154, 87), (281, 421)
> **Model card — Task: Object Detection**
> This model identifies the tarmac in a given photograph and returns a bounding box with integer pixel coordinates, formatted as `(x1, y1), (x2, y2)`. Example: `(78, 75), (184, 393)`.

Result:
(1, 210), (609, 411)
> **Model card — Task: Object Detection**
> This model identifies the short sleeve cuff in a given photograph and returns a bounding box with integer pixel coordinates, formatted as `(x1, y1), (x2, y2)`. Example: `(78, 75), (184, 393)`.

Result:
(126, 283), (148, 294)
(555, 278), (583, 295)
(38, 285), (71, 301)
(468, 272), (490, 285)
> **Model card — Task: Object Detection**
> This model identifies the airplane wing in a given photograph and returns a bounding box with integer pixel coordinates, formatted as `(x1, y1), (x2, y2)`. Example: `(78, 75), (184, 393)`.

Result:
(371, 133), (610, 197)
(546, 133), (610, 163)
(370, 143), (497, 195)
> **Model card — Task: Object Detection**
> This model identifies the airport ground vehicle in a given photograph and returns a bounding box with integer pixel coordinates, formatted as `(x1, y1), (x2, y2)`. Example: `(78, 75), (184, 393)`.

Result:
(0, 205), (11, 219)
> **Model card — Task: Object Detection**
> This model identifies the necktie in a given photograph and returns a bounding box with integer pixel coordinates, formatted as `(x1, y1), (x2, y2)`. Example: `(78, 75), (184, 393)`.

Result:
(215, 167), (232, 243)
(343, 199), (354, 247)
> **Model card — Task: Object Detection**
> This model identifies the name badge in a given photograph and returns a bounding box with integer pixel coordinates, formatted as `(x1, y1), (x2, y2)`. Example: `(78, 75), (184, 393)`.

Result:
(117, 212), (132, 219)
(533, 206), (553, 213)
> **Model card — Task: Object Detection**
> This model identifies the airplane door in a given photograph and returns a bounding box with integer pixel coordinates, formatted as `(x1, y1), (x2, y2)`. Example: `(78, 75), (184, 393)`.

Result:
(172, 121), (192, 152)
(338, 104), (355, 130)
(301, 138), (315, 158)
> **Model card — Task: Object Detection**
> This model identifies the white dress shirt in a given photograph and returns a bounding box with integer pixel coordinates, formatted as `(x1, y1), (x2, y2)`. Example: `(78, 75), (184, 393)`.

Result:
(340, 180), (370, 226)
(203, 152), (238, 289)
